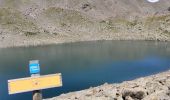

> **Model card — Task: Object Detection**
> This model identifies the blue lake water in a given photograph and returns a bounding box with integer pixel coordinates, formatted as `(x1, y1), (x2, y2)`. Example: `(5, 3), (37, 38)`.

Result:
(0, 40), (170, 100)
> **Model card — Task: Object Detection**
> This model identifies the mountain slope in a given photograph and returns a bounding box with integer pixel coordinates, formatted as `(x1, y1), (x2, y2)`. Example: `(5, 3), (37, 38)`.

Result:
(0, 0), (170, 48)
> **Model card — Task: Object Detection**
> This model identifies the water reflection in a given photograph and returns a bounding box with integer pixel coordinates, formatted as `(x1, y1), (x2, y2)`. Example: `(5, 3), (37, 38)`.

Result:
(0, 40), (170, 100)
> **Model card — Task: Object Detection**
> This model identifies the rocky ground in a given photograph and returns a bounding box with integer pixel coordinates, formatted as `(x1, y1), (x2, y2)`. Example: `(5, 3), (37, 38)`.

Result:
(0, 0), (170, 48)
(45, 70), (170, 100)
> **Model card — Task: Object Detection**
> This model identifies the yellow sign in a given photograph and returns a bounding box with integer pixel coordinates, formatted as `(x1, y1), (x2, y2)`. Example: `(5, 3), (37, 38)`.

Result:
(8, 73), (62, 94)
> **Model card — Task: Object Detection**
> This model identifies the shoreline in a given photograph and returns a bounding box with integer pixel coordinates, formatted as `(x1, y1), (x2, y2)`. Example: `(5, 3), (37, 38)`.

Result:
(0, 34), (170, 49)
(45, 70), (170, 100)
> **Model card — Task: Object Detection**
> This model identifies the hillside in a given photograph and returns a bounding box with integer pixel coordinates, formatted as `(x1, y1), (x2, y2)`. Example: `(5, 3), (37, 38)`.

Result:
(0, 0), (170, 48)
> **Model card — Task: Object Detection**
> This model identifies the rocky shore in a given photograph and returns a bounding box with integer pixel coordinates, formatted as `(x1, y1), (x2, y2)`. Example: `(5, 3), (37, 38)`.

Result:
(45, 70), (170, 100)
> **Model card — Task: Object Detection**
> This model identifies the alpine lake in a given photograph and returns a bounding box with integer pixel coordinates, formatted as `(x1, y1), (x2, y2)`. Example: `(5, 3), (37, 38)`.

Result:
(0, 40), (170, 100)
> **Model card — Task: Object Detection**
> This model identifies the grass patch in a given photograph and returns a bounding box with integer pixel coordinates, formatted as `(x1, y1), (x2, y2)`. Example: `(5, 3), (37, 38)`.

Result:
(24, 31), (37, 36)
(145, 14), (170, 24)
(162, 30), (170, 35)
(0, 8), (39, 32)
(43, 7), (92, 25)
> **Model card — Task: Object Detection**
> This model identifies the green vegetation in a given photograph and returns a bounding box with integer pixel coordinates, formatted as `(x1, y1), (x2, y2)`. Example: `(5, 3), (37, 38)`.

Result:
(0, 5), (169, 40)
(43, 7), (92, 25)
(147, 14), (170, 21)
(0, 8), (39, 33)
(144, 14), (170, 35)
(162, 30), (170, 35)
(24, 31), (37, 36)
(145, 14), (170, 26)
(3, 0), (31, 8)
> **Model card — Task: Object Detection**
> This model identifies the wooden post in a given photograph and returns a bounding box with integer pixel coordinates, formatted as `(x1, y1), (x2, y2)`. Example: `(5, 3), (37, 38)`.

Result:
(29, 60), (42, 100)
(31, 74), (42, 100)
(33, 90), (42, 100)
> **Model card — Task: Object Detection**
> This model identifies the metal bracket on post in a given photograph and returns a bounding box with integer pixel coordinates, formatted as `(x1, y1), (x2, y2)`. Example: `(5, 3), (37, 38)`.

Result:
(29, 60), (42, 100)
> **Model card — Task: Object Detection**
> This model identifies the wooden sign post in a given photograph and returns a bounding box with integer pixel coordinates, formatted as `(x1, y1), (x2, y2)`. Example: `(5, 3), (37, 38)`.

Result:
(8, 60), (62, 100)
(29, 60), (42, 100)
(8, 73), (62, 94)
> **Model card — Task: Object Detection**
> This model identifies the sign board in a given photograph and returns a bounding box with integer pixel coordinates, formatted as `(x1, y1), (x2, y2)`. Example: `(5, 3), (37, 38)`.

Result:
(29, 60), (40, 74)
(8, 73), (62, 94)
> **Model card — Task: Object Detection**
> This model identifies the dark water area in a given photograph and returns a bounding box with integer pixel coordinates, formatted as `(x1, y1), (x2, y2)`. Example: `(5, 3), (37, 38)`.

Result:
(0, 40), (170, 100)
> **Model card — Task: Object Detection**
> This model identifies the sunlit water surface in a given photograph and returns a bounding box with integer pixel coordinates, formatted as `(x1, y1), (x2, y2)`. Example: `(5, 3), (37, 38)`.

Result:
(0, 40), (170, 100)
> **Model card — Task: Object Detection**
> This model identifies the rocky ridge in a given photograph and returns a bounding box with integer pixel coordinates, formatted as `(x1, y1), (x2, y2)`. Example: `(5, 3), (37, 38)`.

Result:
(45, 70), (170, 100)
